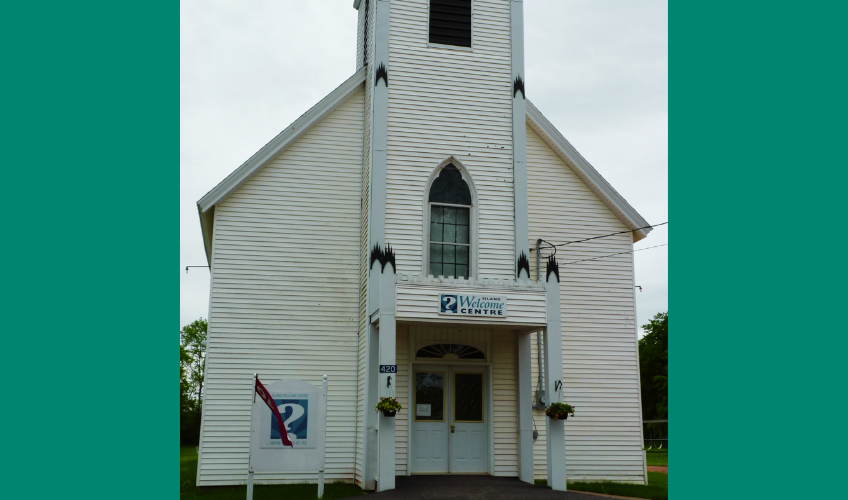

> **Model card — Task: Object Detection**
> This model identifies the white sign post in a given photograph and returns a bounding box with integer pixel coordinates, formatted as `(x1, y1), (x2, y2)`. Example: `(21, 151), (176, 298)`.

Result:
(246, 374), (328, 500)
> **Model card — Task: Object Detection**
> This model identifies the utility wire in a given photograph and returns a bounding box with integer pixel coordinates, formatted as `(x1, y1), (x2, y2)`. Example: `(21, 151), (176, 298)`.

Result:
(562, 243), (668, 266)
(536, 222), (668, 257)
(552, 222), (668, 248)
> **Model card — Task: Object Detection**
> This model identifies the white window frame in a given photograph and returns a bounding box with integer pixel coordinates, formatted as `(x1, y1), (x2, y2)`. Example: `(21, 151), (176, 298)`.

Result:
(422, 157), (479, 278)
(426, 0), (474, 52)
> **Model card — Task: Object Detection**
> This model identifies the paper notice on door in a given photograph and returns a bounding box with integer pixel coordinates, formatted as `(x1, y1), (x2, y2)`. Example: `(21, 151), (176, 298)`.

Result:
(416, 404), (431, 417)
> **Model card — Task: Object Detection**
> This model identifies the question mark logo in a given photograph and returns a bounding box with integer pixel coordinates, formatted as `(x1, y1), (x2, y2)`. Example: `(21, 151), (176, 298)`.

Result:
(441, 295), (458, 313)
(278, 403), (305, 442)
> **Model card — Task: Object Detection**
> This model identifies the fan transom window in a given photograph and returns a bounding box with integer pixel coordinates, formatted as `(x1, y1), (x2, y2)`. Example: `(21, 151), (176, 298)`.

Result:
(416, 343), (485, 360)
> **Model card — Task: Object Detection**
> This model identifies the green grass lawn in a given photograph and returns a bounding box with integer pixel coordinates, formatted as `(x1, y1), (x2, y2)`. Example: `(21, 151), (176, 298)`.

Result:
(646, 450), (668, 467)
(181, 447), (364, 500)
(536, 469), (668, 500)
(183, 445), (667, 500)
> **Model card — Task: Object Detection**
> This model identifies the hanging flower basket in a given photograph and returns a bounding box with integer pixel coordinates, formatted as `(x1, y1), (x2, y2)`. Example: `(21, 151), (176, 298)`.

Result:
(545, 402), (575, 421)
(376, 397), (402, 417)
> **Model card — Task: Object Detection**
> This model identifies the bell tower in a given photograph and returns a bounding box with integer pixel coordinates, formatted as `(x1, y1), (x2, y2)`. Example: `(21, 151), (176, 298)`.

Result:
(356, 0), (528, 280)
(354, 0), (531, 491)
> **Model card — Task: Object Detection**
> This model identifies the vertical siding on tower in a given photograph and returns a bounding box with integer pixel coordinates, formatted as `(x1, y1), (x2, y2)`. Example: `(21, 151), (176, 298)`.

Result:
(197, 88), (365, 486)
(385, 0), (515, 278)
(526, 124), (645, 483)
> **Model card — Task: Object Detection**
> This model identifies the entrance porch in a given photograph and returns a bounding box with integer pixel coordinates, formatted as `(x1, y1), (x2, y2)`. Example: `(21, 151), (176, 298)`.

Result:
(361, 269), (567, 492)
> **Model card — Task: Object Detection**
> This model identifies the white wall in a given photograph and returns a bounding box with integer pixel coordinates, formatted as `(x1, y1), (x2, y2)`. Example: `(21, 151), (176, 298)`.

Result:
(197, 87), (365, 486)
(526, 124), (646, 483)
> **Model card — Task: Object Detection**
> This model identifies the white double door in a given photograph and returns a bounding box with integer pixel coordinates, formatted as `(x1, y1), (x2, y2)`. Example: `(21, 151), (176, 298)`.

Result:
(410, 365), (488, 474)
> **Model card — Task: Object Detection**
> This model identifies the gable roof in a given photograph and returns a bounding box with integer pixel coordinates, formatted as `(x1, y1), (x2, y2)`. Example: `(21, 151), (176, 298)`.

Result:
(197, 68), (651, 263)
(525, 100), (652, 243)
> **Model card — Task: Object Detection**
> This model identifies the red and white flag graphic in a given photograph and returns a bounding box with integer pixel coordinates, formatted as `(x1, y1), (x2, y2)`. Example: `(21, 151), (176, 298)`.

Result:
(255, 377), (294, 448)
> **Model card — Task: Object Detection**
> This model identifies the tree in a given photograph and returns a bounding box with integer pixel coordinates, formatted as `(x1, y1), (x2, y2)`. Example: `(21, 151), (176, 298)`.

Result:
(180, 344), (192, 412)
(180, 318), (207, 445)
(638, 312), (668, 420)
(181, 318), (207, 401)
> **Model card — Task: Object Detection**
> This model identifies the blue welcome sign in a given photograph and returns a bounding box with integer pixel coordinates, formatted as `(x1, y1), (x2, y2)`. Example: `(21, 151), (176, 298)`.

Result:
(270, 398), (309, 441)
(439, 293), (507, 317)
(261, 391), (317, 449)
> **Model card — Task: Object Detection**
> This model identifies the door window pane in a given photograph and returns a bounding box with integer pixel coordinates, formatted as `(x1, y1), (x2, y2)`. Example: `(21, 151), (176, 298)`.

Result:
(415, 372), (444, 421)
(454, 373), (483, 422)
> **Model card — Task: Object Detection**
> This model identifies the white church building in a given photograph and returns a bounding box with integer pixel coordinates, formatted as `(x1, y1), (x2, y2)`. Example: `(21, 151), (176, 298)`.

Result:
(195, 0), (652, 491)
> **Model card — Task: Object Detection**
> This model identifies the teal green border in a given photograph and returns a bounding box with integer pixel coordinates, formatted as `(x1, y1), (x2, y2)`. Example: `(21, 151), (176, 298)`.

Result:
(3, 2), (174, 498)
(674, 2), (847, 499)
(4, 1), (846, 499)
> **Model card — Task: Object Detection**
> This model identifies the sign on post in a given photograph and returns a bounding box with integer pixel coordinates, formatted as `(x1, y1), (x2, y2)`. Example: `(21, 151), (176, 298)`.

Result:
(247, 375), (328, 500)
(379, 365), (397, 373)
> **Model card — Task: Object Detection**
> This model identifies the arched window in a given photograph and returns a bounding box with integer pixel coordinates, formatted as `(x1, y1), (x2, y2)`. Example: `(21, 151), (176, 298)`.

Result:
(428, 163), (473, 279)
(416, 343), (486, 360)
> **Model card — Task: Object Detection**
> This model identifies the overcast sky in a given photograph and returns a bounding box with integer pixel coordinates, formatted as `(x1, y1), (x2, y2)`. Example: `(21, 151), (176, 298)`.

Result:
(180, 0), (668, 335)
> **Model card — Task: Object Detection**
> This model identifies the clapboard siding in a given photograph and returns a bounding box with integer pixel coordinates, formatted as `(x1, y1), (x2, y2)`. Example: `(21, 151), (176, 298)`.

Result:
(385, 0), (514, 279)
(526, 124), (646, 483)
(491, 330), (518, 476)
(197, 87), (365, 486)
(395, 326), (410, 475)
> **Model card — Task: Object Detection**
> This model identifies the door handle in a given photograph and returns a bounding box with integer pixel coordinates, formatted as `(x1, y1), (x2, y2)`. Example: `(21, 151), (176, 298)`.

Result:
(450, 424), (455, 433)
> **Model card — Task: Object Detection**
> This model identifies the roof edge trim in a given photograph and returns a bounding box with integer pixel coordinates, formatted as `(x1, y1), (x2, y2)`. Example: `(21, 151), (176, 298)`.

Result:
(525, 99), (652, 243)
(197, 67), (367, 213)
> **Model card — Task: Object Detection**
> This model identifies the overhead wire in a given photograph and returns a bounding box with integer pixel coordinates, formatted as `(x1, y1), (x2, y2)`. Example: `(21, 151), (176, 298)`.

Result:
(561, 244), (668, 266)
(536, 222), (668, 258)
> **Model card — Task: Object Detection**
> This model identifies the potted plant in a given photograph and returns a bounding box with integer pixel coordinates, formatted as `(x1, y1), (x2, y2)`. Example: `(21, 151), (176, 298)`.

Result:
(545, 402), (575, 421)
(375, 397), (402, 417)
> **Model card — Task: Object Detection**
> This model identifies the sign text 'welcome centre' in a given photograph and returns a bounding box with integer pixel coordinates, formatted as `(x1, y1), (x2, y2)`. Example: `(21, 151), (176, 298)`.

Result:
(439, 293), (507, 317)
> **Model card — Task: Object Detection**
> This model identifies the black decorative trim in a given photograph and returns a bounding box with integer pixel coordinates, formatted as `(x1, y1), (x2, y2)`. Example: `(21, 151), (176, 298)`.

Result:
(546, 255), (560, 283)
(370, 244), (383, 271)
(513, 75), (525, 99)
(383, 244), (396, 274)
(369, 243), (396, 273)
(516, 251), (530, 279)
(375, 63), (388, 87)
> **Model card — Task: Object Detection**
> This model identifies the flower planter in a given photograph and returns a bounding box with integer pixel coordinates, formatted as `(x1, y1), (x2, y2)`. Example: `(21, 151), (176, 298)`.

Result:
(545, 402), (575, 421)
(376, 397), (402, 416)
